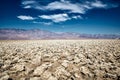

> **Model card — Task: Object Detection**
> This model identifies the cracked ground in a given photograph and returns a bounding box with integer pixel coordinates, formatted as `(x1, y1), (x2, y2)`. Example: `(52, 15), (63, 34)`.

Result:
(0, 40), (120, 80)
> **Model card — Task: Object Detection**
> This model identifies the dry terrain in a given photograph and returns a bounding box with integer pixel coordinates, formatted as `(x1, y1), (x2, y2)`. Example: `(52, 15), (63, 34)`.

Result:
(0, 40), (120, 80)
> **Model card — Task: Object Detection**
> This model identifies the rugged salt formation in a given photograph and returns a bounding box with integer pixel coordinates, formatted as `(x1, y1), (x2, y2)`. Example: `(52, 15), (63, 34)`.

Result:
(0, 40), (120, 80)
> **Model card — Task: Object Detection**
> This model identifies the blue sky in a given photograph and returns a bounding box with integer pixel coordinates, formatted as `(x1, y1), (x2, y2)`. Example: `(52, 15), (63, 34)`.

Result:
(0, 0), (120, 34)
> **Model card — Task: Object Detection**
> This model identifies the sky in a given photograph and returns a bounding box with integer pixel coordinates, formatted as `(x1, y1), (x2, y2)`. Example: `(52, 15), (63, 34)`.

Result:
(0, 0), (120, 34)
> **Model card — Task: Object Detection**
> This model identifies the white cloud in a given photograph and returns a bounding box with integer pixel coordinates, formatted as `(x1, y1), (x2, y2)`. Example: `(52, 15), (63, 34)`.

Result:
(43, 22), (53, 25)
(22, 1), (36, 5)
(91, 1), (107, 8)
(22, 0), (45, 10)
(39, 13), (70, 23)
(20, 0), (119, 24)
(33, 21), (52, 25)
(23, 5), (31, 9)
(22, 0), (119, 12)
(22, 0), (87, 14)
(17, 15), (35, 20)
(72, 15), (82, 19)
(45, 1), (86, 14)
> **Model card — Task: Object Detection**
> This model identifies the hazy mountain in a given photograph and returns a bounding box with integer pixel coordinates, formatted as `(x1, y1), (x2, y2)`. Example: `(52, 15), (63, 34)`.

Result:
(0, 29), (120, 40)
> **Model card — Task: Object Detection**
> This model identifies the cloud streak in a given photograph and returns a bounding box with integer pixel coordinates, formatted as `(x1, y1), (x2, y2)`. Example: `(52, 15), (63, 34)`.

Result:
(91, 1), (107, 8)
(17, 15), (35, 20)
(20, 0), (119, 24)
(45, 1), (86, 14)
(33, 21), (53, 25)
(39, 13), (70, 23)
(22, 0), (119, 12)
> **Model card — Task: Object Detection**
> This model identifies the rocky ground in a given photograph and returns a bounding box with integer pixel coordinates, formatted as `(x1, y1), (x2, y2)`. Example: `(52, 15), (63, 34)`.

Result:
(0, 40), (120, 80)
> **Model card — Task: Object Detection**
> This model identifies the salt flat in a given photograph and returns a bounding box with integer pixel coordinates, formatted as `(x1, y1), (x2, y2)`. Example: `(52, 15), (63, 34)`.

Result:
(0, 40), (120, 80)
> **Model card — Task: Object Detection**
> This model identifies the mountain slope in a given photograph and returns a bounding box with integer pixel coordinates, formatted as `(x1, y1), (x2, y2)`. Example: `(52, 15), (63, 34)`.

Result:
(0, 29), (120, 40)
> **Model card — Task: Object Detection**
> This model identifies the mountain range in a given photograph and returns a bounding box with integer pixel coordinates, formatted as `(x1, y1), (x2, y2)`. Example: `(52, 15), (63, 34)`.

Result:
(0, 29), (120, 40)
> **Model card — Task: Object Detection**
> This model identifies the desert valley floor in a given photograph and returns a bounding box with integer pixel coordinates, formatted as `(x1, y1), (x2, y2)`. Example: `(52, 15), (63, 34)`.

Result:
(0, 40), (120, 80)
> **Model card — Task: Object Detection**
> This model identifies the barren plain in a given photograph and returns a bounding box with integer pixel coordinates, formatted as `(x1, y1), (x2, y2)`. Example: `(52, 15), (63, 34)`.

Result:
(0, 40), (120, 80)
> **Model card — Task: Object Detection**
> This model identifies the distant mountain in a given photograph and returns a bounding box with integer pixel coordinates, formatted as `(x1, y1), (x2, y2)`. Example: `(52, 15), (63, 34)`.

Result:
(0, 29), (120, 40)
